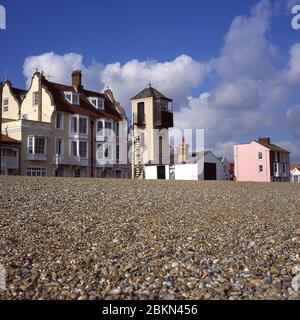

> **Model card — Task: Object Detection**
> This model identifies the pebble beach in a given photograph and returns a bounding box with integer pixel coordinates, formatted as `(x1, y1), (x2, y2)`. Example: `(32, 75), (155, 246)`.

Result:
(0, 176), (299, 300)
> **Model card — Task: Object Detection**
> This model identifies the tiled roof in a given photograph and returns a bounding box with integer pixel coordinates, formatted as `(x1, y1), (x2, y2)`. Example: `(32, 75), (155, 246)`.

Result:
(131, 86), (172, 101)
(11, 87), (27, 103)
(0, 134), (20, 144)
(42, 79), (123, 121)
(256, 140), (290, 153)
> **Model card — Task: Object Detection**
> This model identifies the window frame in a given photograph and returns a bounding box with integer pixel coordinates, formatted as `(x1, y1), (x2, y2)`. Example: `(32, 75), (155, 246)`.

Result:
(3, 98), (8, 112)
(258, 152), (263, 160)
(27, 136), (47, 155)
(64, 92), (80, 105)
(89, 97), (105, 110)
(79, 117), (88, 135)
(70, 115), (88, 135)
(79, 141), (88, 159)
(259, 165), (264, 173)
(55, 113), (64, 130)
(26, 167), (47, 177)
(55, 137), (64, 155)
(32, 92), (39, 106)
(70, 140), (88, 159)
(96, 143), (113, 162)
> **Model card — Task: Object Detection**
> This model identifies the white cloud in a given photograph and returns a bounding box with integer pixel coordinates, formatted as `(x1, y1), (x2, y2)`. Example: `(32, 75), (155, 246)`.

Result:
(23, 53), (206, 113)
(23, 52), (103, 89)
(100, 55), (206, 107)
(285, 43), (300, 84)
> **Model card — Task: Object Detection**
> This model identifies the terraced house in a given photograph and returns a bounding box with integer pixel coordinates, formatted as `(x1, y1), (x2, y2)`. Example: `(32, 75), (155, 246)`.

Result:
(1, 70), (129, 178)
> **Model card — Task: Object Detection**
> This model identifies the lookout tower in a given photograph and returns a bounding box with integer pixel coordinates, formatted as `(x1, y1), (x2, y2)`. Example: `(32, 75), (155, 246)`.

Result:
(130, 85), (174, 179)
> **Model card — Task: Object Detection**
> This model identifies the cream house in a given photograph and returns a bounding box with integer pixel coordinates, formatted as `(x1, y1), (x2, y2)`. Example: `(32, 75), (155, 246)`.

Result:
(131, 86), (174, 179)
(1, 70), (130, 178)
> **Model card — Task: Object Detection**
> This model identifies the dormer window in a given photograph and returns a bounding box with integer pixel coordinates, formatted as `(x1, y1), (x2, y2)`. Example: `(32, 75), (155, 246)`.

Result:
(89, 97), (105, 110)
(64, 92), (80, 105)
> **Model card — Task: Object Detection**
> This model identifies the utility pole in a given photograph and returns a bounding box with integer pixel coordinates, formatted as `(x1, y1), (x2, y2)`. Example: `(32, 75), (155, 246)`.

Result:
(0, 81), (3, 176)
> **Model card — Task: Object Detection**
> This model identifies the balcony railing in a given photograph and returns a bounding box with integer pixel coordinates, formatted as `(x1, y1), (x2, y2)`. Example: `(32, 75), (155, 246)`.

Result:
(53, 155), (89, 166)
(1, 156), (19, 169)
(154, 110), (173, 128)
(27, 154), (47, 161)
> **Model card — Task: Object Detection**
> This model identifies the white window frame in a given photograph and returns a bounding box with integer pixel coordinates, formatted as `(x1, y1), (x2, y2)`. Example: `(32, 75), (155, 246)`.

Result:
(89, 97), (105, 110)
(96, 143), (113, 162)
(79, 141), (88, 159)
(258, 152), (263, 160)
(70, 115), (88, 135)
(79, 117), (88, 135)
(259, 165), (264, 173)
(55, 113), (64, 130)
(27, 136), (47, 155)
(96, 119), (113, 140)
(282, 163), (286, 174)
(3, 98), (8, 112)
(26, 167), (47, 177)
(64, 92), (80, 105)
(70, 140), (88, 159)
(98, 98), (105, 110)
(70, 140), (78, 157)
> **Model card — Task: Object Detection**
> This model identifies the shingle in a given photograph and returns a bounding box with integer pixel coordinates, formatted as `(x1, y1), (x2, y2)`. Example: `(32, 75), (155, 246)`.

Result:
(131, 86), (172, 101)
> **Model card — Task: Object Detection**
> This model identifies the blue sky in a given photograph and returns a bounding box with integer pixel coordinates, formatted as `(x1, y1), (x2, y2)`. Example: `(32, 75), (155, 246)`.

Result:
(1, 0), (300, 161)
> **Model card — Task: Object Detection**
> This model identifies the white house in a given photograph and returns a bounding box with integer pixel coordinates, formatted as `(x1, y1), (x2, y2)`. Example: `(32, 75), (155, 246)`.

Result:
(291, 167), (300, 183)
(145, 150), (229, 181)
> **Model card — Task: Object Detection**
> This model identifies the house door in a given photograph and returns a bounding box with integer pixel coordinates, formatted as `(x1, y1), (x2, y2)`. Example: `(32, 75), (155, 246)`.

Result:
(157, 166), (166, 180)
(204, 163), (217, 180)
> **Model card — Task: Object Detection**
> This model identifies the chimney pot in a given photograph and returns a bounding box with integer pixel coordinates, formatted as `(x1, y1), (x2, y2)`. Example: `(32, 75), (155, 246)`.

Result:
(72, 70), (83, 91)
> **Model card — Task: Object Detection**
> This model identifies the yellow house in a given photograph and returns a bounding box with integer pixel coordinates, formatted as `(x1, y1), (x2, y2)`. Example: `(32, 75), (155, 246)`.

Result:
(1, 70), (129, 178)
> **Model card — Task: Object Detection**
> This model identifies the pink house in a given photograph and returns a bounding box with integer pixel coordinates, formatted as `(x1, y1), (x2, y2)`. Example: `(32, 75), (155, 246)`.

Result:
(234, 138), (290, 182)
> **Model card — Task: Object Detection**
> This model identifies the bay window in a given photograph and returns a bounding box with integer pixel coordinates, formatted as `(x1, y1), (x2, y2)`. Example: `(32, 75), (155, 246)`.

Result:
(70, 116), (88, 135)
(70, 140), (88, 158)
(97, 143), (113, 161)
(71, 141), (78, 157)
(97, 119), (113, 139)
(27, 136), (47, 155)
(35, 138), (46, 154)
(79, 141), (88, 158)
(79, 117), (88, 134)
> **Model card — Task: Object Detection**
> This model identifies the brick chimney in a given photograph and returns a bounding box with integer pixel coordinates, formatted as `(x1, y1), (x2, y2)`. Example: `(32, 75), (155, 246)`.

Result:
(178, 137), (189, 164)
(258, 137), (271, 145)
(72, 70), (83, 91)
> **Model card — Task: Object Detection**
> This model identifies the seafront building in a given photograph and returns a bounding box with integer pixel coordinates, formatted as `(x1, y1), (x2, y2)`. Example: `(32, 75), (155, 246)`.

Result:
(1, 70), (130, 178)
(234, 138), (290, 182)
